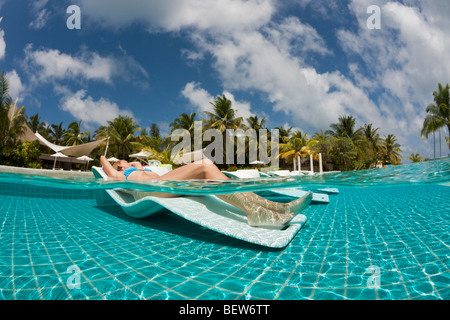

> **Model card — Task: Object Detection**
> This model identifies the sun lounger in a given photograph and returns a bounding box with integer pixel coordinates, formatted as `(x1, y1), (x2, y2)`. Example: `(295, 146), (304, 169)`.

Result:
(222, 170), (332, 203)
(91, 166), (309, 248)
(267, 170), (292, 177)
(258, 188), (329, 203)
(222, 169), (270, 179)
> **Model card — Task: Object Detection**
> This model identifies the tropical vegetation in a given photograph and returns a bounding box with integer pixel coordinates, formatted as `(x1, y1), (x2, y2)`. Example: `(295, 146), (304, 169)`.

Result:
(3, 71), (447, 171)
(421, 82), (450, 153)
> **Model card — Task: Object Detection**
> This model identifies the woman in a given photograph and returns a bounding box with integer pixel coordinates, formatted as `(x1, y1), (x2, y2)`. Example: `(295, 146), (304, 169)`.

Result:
(100, 155), (312, 228)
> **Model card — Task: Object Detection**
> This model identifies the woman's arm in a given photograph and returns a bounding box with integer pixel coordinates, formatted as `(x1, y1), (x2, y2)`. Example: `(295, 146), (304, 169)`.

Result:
(100, 156), (125, 180)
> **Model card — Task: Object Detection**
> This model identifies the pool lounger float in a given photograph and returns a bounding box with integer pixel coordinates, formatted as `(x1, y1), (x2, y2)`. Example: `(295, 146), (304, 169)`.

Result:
(92, 166), (312, 248)
(262, 187), (339, 202)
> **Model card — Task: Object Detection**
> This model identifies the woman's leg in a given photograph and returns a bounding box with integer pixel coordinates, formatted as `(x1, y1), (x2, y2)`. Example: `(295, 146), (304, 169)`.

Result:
(217, 191), (312, 227)
(102, 157), (311, 227)
(158, 158), (229, 180)
(157, 159), (312, 227)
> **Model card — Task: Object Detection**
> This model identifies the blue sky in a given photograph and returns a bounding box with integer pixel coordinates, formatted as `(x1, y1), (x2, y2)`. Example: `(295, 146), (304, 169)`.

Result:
(1, 0), (449, 161)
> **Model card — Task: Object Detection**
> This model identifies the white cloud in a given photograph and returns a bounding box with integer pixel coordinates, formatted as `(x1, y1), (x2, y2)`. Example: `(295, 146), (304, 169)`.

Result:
(0, 29), (5, 60)
(181, 82), (213, 112)
(194, 26), (368, 130)
(28, 0), (50, 29)
(29, 9), (50, 29)
(263, 17), (331, 57)
(79, 0), (274, 33)
(5, 70), (25, 102)
(31, 0), (48, 11)
(339, 0), (450, 106)
(222, 90), (254, 121)
(60, 89), (135, 128)
(83, 1), (375, 132)
(52, 0), (450, 159)
(0, 15), (5, 60)
(24, 45), (115, 83)
(336, 0), (450, 158)
(78, 1), (348, 130)
(23, 44), (149, 86)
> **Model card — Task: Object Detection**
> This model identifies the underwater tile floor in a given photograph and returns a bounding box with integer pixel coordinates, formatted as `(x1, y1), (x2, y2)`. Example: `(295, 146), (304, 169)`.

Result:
(0, 184), (449, 300)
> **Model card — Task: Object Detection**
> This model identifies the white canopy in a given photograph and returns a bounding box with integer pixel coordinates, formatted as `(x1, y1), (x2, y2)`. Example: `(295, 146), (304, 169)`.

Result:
(35, 132), (108, 158)
(77, 155), (93, 171)
(129, 151), (153, 159)
(51, 152), (68, 170)
(77, 155), (93, 161)
(8, 102), (107, 158)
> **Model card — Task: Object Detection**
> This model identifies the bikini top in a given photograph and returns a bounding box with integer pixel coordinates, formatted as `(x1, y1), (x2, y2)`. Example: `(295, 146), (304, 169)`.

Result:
(123, 167), (152, 180)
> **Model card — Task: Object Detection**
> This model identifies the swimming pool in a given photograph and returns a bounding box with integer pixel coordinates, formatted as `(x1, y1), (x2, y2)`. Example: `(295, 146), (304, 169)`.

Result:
(0, 158), (449, 300)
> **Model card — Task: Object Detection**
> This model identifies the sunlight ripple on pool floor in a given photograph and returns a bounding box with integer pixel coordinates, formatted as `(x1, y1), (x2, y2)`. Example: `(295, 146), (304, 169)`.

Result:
(0, 159), (449, 300)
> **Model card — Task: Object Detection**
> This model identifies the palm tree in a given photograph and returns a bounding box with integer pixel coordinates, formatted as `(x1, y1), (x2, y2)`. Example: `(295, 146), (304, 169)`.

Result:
(49, 122), (66, 144)
(362, 123), (382, 166)
(7, 103), (27, 148)
(169, 112), (197, 134)
(310, 130), (332, 167)
(143, 146), (173, 165)
(203, 95), (243, 166)
(247, 115), (266, 132)
(169, 112), (197, 138)
(245, 115), (268, 163)
(274, 126), (293, 144)
(0, 73), (25, 157)
(382, 134), (402, 165)
(421, 83), (450, 152)
(203, 95), (243, 132)
(150, 123), (160, 139)
(408, 153), (423, 163)
(327, 115), (362, 140)
(0, 72), (12, 150)
(63, 121), (90, 146)
(166, 112), (198, 150)
(27, 113), (47, 135)
(328, 136), (358, 171)
(279, 130), (316, 168)
(328, 115), (369, 167)
(311, 130), (329, 143)
(96, 115), (142, 160)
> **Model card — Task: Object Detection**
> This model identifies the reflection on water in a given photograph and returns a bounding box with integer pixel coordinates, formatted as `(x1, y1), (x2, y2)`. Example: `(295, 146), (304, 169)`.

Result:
(0, 158), (449, 195)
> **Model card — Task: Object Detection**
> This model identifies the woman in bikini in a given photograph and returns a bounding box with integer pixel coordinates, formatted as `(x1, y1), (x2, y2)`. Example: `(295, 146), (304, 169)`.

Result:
(100, 155), (312, 228)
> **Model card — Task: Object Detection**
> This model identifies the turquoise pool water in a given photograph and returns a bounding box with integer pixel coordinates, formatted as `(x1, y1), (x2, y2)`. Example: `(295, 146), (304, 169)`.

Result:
(0, 159), (449, 300)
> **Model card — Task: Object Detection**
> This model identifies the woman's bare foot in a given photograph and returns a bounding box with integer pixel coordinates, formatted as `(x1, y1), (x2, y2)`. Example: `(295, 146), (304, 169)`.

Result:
(246, 205), (294, 228)
(230, 191), (313, 215)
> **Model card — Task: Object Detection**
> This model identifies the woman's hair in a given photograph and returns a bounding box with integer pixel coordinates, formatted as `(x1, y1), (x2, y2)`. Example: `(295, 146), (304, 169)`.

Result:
(112, 162), (120, 171)
(113, 160), (127, 171)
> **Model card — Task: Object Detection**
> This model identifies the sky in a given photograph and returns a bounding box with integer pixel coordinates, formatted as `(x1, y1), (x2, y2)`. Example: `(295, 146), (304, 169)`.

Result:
(1, 0), (449, 162)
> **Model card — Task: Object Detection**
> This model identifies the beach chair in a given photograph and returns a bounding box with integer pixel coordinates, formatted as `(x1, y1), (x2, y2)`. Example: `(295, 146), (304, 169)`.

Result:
(91, 166), (310, 248)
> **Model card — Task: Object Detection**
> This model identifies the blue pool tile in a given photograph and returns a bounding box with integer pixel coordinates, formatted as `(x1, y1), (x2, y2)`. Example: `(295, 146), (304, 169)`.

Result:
(172, 279), (213, 299)
(244, 282), (282, 299)
(153, 272), (189, 289)
(197, 287), (240, 300)
(277, 286), (313, 300)
(217, 277), (252, 294)
(0, 174), (449, 301)
(312, 289), (346, 300)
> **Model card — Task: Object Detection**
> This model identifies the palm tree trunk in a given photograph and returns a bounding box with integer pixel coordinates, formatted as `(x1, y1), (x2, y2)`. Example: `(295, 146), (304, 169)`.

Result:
(433, 132), (436, 158)
(447, 124), (450, 150)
